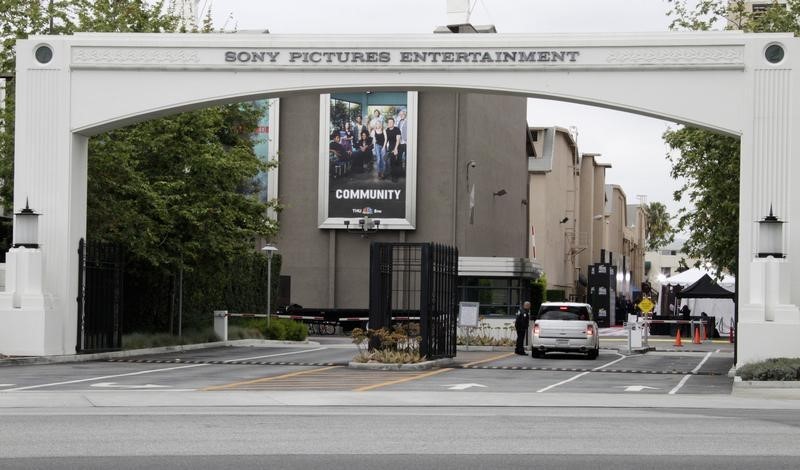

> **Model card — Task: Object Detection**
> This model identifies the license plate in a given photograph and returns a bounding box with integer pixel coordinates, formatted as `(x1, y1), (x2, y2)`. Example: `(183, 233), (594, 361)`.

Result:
(556, 339), (568, 345)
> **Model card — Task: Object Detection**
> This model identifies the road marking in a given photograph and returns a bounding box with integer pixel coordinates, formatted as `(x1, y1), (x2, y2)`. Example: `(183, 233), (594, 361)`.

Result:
(692, 352), (713, 374)
(444, 383), (487, 390)
(0, 384), (15, 387)
(624, 385), (659, 392)
(354, 368), (452, 392)
(536, 371), (591, 393)
(463, 352), (515, 367)
(91, 382), (170, 389)
(669, 375), (692, 394)
(1, 363), (209, 391)
(537, 353), (627, 393)
(223, 347), (328, 363)
(592, 354), (627, 371)
(202, 365), (341, 391)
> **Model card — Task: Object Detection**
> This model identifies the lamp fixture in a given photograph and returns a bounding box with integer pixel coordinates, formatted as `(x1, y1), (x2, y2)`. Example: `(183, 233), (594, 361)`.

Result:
(13, 198), (41, 249)
(493, 189), (507, 197)
(559, 217), (569, 224)
(757, 204), (785, 258)
(344, 216), (381, 236)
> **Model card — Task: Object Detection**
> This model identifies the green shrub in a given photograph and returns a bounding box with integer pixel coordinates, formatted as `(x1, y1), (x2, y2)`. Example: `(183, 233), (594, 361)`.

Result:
(265, 320), (287, 340)
(546, 289), (565, 302)
(283, 320), (308, 341)
(122, 328), (219, 350)
(227, 326), (265, 340)
(738, 357), (800, 381)
(530, 275), (547, 315)
(261, 318), (308, 341)
(350, 324), (424, 363)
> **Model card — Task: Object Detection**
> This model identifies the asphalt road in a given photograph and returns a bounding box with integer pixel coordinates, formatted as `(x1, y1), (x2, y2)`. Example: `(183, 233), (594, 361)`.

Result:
(1, 407), (799, 469)
(0, 339), (734, 395)
(1, 339), (797, 469)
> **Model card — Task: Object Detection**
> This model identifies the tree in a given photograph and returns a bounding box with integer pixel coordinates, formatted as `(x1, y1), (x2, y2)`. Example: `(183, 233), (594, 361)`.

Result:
(1, 1), (278, 331)
(664, 0), (800, 276)
(663, 128), (740, 274)
(645, 201), (674, 251)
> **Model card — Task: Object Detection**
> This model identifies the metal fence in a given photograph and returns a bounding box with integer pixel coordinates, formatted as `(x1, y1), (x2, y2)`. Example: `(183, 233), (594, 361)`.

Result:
(369, 242), (458, 359)
(76, 239), (124, 352)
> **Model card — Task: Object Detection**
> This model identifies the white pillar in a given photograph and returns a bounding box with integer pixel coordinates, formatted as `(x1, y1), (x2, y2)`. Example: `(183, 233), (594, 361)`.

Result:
(0, 39), (88, 355)
(737, 39), (800, 365)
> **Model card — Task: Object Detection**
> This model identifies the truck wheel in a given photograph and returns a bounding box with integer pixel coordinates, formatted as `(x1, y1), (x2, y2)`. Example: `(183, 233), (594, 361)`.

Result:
(531, 349), (543, 358)
(587, 347), (599, 360)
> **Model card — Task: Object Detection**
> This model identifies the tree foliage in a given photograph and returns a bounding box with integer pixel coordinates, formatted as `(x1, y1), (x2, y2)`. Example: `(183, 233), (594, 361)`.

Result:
(645, 201), (675, 251)
(1, 1), (276, 271)
(1, 1), (278, 332)
(664, 0), (800, 276)
(663, 128), (740, 274)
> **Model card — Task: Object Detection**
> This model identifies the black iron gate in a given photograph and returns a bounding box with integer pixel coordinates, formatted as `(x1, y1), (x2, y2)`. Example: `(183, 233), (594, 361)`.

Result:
(369, 242), (458, 359)
(76, 238), (124, 352)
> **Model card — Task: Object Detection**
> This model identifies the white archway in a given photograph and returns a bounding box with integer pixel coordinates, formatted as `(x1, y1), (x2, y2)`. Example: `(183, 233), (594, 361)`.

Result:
(4, 31), (798, 365)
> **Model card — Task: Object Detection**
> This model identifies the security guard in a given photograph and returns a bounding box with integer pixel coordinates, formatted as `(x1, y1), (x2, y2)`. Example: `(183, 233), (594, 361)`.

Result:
(514, 301), (532, 355)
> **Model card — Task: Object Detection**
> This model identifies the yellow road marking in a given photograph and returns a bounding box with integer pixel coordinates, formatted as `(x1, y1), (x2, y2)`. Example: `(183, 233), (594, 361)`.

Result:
(354, 367), (452, 392)
(463, 352), (515, 367)
(202, 366), (341, 391)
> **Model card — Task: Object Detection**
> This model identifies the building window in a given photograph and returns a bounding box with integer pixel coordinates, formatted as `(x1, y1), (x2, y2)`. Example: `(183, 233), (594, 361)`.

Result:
(458, 277), (526, 317)
(661, 267), (672, 277)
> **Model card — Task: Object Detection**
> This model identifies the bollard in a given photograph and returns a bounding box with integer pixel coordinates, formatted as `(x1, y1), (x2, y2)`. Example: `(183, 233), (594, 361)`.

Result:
(213, 310), (229, 342)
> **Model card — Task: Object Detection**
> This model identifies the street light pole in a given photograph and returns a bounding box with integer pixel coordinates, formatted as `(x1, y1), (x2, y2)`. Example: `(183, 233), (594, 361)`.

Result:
(262, 244), (278, 328)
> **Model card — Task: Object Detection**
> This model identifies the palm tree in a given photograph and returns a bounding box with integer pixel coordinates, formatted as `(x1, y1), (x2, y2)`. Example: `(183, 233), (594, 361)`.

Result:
(645, 202), (675, 251)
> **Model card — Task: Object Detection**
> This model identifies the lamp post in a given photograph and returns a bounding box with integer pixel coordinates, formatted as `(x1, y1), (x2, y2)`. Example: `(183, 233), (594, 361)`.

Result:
(262, 244), (278, 328)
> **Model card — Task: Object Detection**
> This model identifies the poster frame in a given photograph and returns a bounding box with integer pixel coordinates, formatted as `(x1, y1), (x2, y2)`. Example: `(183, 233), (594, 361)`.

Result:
(317, 91), (418, 230)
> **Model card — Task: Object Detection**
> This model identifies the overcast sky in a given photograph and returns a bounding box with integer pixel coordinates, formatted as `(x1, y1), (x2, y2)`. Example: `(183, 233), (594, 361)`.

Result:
(204, 0), (691, 220)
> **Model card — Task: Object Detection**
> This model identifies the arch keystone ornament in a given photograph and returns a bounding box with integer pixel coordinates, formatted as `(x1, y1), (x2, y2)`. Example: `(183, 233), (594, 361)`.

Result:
(3, 31), (799, 367)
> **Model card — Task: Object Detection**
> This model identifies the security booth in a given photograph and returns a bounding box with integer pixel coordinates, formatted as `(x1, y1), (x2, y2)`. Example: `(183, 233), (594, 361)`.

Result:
(457, 257), (542, 318)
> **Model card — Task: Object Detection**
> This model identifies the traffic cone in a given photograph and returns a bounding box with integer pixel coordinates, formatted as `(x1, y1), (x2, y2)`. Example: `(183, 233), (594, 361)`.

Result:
(674, 328), (683, 347)
(693, 326), (702, 344)
(729, 327), (735, 344)
(703, 324), (708, 342)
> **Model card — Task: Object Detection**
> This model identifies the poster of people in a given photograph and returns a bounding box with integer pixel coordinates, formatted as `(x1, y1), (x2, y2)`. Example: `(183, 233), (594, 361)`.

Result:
(320, 92), (415, 227)
(252, 99), (272, 203)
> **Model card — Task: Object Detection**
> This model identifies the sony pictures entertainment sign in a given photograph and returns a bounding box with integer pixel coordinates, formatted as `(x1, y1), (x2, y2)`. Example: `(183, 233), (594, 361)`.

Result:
(224, 49), (581, 66)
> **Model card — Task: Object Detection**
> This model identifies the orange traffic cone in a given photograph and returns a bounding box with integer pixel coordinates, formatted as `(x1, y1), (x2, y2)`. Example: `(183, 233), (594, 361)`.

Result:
(674, 328), (683, 347)
(693, 326), (702, 344)
(703, 324), (708, 342)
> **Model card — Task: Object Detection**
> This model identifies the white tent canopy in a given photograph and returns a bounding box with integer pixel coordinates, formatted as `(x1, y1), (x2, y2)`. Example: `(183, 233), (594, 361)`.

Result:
(663, 267), (735, 290)
(659, 268), (736, 335)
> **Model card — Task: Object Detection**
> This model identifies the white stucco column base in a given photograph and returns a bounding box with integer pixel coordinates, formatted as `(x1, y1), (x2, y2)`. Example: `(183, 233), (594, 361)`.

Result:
(0, 247), (58, 356)
(738, 258), (800, 366)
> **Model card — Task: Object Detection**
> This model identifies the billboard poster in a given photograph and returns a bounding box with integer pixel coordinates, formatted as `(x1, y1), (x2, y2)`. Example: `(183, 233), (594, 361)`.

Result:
(252, 99), (271, 203)
(318, 92), (417, 230)
(250, 99), (280, 216)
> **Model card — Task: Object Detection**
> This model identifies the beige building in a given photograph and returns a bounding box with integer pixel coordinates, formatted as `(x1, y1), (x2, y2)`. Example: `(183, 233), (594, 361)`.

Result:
(526, 127), (647, 305)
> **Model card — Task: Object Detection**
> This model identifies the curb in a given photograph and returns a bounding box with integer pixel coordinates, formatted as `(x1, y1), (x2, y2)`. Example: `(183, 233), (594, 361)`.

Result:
(457, 345), (513, 352)
(0, 339), (321, 366)
(612, 346), (655, 356)
(348, 358), (455, 371)
(733, 378), (800, 389)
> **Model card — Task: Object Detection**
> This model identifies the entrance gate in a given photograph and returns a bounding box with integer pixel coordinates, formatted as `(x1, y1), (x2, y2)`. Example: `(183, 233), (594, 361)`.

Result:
(369, 243), (458, 360)
(76, 239), (124, 352)
(6, 30), (800, 364)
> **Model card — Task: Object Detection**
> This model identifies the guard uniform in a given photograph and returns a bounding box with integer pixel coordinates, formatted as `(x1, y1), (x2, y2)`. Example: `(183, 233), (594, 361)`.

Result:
(514, 307), (531, 355)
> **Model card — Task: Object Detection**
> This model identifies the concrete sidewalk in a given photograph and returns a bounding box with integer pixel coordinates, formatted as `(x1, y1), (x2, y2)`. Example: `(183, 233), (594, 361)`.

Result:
(0, 389), (798, 410)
